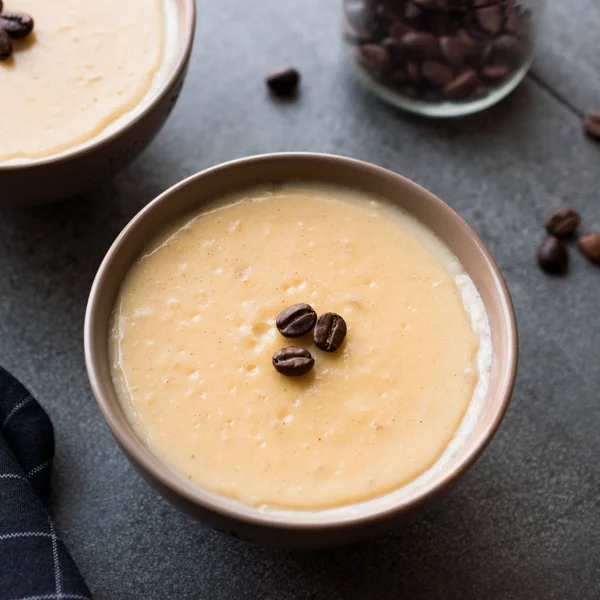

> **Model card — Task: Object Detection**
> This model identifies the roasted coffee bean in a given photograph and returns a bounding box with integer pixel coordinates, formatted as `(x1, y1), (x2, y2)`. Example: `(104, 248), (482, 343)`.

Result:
(443, 69), (480, 99)
(272, 347), (315, 377)
(276, 303), (317, 338)
(412, 0), (439, 8)
(440, 33), (474, 67)
(472, 84), (489, 99)
(475, 6), (503, 35)
(344, 16), (372, 42)
(347, 0), (530, 106)
(577, 233), (600, 265)
(421, 60), (453, 86)
(382, 37), (406, 62)
(404, 2), (425, 25)
(584, 112), (600, 141)
(360, 43), (391, 71)
(401, 31), (440, 60)
(345, 1), (367, 27)
(537, 236), (568, 274)
(406, 61), (422, 82)
(314, 312), (347, 352)
(0, 28), (11, 60)
(0, 12), (34, 39)
(481, 64), (510, 81)
(490, 34), (519, 65)
(505, 6), (522, 35)
(399, 84), (419, 98)
(377, 1), (403, 22)
(389, 21), (412, 39)
(389, 69), (410, 85)
(266, 66), (300, 96)
(544, 207), (581, 237)
(344, 1), (374, 41)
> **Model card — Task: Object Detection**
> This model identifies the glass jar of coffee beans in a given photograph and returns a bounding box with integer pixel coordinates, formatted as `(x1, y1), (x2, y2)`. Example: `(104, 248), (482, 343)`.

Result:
(343, 0), (544, 117)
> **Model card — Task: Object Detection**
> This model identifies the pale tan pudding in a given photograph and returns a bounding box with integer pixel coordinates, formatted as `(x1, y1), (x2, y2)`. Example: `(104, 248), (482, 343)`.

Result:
(110, 183), (490, 510)
(0, 0), (165, 161)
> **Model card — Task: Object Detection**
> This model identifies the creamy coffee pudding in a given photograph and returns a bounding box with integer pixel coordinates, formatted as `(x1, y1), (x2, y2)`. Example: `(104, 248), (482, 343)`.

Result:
(0, 0), (176, 162)
(110, 183), (491, 510)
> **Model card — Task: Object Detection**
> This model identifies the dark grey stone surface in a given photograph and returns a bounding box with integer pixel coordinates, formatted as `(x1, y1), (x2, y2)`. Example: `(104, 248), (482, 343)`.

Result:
(1, 0), (599, 598)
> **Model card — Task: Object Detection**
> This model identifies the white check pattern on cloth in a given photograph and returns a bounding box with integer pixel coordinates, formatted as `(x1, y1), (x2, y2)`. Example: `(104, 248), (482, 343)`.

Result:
(0, 366), (92, 600)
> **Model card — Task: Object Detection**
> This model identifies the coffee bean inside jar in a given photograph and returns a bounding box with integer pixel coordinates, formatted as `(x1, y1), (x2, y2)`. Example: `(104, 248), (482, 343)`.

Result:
(343, 0), (540, 117)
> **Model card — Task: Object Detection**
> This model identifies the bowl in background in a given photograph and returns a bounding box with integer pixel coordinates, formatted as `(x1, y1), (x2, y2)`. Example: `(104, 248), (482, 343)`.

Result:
(0, 0), (196, 207)
(84, 153), (518, 547)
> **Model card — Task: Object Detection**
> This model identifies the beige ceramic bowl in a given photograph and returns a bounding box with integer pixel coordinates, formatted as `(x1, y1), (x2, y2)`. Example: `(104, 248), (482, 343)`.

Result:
(0, 0), (195, 207)
(85, 153), (518, 547)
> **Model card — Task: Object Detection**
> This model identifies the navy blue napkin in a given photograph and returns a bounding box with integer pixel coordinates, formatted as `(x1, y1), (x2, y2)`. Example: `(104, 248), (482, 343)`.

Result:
(0, 366), (92, 600)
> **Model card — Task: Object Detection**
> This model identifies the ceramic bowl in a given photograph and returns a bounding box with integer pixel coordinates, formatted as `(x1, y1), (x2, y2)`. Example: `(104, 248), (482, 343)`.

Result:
(84, 153), (518, 547)
(0, 0), (195, 207)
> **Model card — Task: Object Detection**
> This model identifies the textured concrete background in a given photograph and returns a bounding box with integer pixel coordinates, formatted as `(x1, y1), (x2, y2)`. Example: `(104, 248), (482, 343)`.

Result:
(0, 0), (599, 598)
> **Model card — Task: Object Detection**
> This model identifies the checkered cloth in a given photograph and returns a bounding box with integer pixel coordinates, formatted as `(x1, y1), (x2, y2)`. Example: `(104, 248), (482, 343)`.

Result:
(0, 366), (91, 600)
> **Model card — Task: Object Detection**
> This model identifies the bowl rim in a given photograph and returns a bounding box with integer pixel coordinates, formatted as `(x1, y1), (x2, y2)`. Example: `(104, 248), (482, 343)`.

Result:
(0, 0), (196, 172)
(84, 152), (518, 531)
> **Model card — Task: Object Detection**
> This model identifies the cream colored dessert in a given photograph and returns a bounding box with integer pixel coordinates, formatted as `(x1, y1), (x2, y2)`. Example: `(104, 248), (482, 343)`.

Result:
(110, 183), (490, 510)
(0, 0), (165, 161)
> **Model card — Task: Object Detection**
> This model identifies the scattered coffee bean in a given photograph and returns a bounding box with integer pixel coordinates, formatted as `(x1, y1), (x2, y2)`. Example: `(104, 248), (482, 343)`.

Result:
(577, 233), (600, 265)
(266, 66), (300, 96)
(344, 0), (532, 105)
(314, 312), (347, 352)
(272, 347), (315, 377)
(544, 207), (580, 237)
(0, 11), (34, 39)
(584, 112), (600, 141)
(276, 303), (317, 338)
(537, 236), (568, 275)
(0, 27), (11, 60)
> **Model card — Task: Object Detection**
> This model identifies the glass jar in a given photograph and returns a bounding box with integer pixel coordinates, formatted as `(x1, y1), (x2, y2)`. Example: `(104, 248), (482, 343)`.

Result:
(343, 0), (544, 117)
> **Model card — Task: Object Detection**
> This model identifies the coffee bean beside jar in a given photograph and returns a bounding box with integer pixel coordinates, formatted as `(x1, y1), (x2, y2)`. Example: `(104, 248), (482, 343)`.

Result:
(343, 0), (542, 117)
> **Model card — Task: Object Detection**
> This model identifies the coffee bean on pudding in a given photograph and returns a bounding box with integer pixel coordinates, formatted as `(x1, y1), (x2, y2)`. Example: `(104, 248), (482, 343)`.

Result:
(0, 12), (34, 39)
(577, 233), (600, 265)
(314, 312), (347, 352)
(266, 66), (300, 96)
(537, 236), (568, 274)
(584, 112), (600, 141)
(276, 303), (317, 338)
(544, 207), (581, 237)
(272, 347), (315, 377)
(0, 28), (11, 60)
